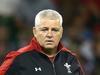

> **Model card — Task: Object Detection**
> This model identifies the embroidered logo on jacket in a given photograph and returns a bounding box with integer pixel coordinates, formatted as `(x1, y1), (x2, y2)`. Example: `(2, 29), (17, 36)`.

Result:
(64, 62), (72, 73)
(34, 67), (42, 71)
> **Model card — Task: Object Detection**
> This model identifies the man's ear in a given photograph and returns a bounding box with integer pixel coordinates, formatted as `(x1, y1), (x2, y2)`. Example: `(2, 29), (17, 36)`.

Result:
(33, 27), (36, 37)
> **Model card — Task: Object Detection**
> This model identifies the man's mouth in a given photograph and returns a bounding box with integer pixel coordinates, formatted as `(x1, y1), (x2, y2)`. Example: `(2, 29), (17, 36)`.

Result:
(46, 40), (53, 42)
(45, 40), (54, 44)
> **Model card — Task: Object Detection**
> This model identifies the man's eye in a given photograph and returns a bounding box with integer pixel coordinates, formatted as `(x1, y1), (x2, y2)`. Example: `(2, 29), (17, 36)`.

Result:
(41, 29), (48, 31)
(52, 29), (59, 32)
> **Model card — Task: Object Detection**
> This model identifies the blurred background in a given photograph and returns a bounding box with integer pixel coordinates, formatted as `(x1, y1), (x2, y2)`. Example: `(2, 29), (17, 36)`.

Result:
(0, 0), (99, 75)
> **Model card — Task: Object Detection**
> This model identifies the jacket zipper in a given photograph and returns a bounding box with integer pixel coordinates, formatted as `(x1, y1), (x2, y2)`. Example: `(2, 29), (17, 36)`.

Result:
(52, 63), (56, 75)
(40, 49), (63, 75)
(51, 49), (63, 75)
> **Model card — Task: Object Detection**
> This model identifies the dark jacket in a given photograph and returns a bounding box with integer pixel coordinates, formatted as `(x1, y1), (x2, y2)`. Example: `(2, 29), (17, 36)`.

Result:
(0, 37), (85, 75)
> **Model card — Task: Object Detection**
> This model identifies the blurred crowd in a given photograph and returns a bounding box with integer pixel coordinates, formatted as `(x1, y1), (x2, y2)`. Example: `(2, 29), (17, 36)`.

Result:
(0, 0), (100, 75)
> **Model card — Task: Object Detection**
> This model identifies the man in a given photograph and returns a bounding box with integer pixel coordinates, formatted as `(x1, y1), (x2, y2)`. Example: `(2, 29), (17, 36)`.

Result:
(0, 9), (85, 75)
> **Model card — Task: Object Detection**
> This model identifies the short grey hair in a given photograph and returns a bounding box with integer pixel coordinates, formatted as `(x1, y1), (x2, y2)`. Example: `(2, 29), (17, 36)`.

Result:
(35, 9), (63, 26)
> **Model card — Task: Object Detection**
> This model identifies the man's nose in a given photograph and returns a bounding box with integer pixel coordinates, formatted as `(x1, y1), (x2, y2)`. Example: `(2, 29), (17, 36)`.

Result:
(47, 30), (53, 38)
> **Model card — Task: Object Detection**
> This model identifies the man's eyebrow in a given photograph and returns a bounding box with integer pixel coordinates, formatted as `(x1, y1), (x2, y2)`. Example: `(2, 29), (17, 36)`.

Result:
(39, 27), (47, 29)
(38, 26), (61, 29)
(39, 27), (48, 29)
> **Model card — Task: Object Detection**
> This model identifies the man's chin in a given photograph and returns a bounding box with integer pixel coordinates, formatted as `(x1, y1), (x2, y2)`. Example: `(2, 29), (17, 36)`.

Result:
(44, 45), (55, 49)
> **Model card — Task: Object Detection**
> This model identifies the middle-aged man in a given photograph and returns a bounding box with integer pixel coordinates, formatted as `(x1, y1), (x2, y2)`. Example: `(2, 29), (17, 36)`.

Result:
(0, 9), (85, 75)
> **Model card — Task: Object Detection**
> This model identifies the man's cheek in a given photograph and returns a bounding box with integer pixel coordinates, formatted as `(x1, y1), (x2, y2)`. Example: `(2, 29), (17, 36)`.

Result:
(39, 36), (44, 42)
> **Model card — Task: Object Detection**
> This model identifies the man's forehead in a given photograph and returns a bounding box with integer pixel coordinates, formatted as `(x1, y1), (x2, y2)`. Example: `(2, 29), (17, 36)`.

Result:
(38, 19), (61, 26)
(37, 23), (61, 28)
(40, 19), (59, 25)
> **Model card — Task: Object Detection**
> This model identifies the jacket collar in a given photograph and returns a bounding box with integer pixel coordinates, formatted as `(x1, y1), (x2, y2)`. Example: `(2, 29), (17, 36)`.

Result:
(29, 37), (67, 53)
(18, 37), (68, 54)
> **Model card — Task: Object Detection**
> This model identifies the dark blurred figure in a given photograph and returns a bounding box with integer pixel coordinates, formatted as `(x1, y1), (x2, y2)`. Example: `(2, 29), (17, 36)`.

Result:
(91, 24), (100, 75)
(16, 26), (32, 48)
(0, 24), (10, 64)
(0, 16), (18, 65)
(15, 0), (56, 27)
(81, 0), (100, 18)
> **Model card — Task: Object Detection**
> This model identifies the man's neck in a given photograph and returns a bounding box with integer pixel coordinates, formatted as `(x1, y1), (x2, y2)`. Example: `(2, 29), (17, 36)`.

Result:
(43, 48), (58, 62)
(43, 48), (57, 57)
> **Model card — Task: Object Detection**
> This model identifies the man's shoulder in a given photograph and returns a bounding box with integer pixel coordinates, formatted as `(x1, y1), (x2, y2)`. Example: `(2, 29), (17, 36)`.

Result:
(15, 50), (35, 60)
(6, 44), (34, 60)
(0, 45), (34, 75)
(61, 48), (79, 61)
(62, 48), (77, 57)
(8, 49), (33, 59)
